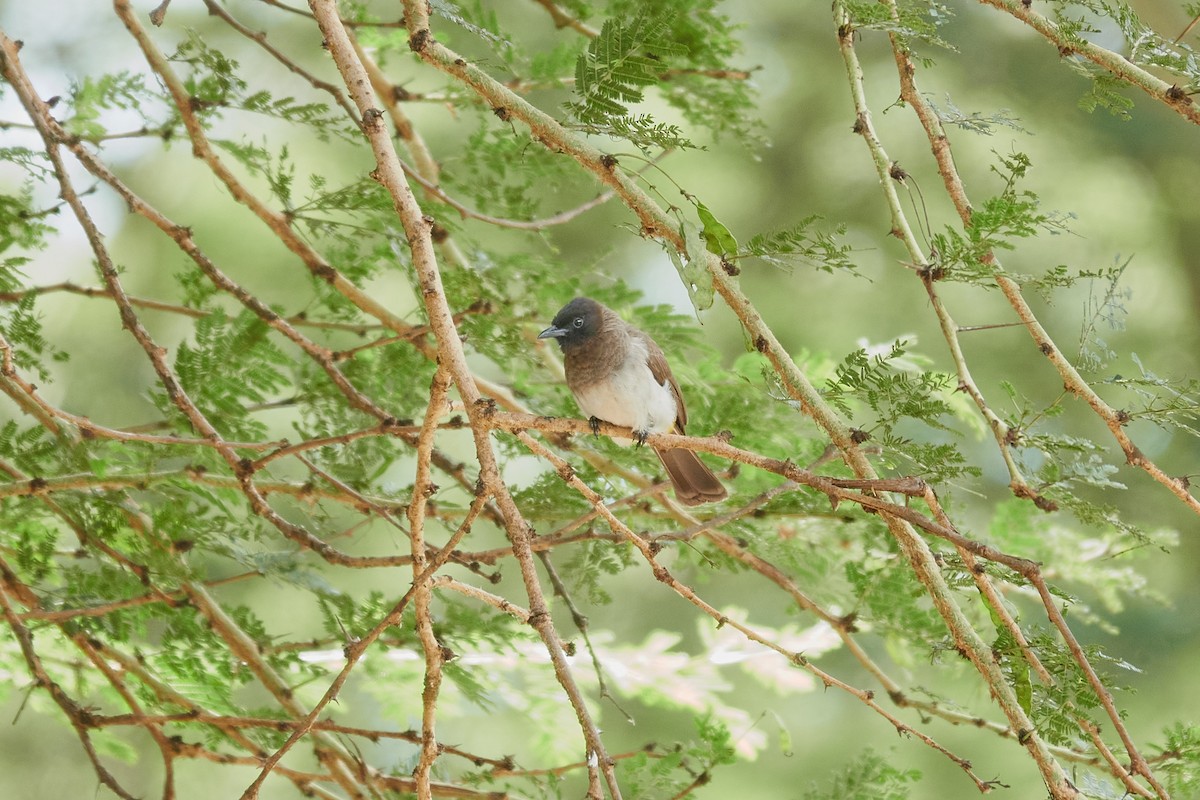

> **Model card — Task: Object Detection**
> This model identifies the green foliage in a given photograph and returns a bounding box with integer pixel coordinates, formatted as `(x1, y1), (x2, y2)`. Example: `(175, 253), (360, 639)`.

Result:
(1075, 260), (1131, 369)
(1059, 0), (1200, 91)
(1076, 69), (1136, 119)
(568, 12), (686, 120)
(0, 293), (66, 380)
(0, 2), (1192, 799)
(170, 30), (355, 141)
(931, 151), (1072, 286)
(925, 94), (1027, 136)
(562, 539), (635, 605)
(170, 30), (247, 118)
(823, 340), (981, 482)
(62, 71), (159, 140)
(739, 216), (858, 275)
(565, 12), (693, 149)
(514, 472), (595, 520)
(240, 91), (358, 144)
(987, 602), (1033, 714)
(443, 120), (586, 222)
(618, 715), (737, 799)
(609, 0), (761, 145)
(0, 178), (56, 284)
(1026, 629), (1140, 747)
(215, 139), (297, 209)
(319, 590), (401, 642)
(1105, 353), (1200, 440)
(557, 1), (761, 150)
(848, 552), (947, 649)
(844, 0), (957, 58)
(170, 310), (291, 439)
(801, 748), (920, 800)
(1041, 0), (1200, 116)
(1157, 722), (1200, 797)
(8, 513), (58, 581)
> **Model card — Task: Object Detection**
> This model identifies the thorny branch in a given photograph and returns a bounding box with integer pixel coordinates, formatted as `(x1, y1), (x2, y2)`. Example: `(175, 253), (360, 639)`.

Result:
(877, 8), (1173, 796)
(314, 1), (623, 797)
(834, 4), (1167, 795)
(977, 0), (1200, 128)
(882, 9), (1200, 519)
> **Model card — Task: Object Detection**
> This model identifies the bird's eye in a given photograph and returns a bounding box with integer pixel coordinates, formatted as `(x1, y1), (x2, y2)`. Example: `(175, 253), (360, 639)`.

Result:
(572, 317), (584, 328)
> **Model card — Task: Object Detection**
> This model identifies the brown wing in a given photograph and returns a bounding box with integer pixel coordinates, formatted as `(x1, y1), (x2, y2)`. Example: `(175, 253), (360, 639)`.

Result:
(637, 330), (687, 433)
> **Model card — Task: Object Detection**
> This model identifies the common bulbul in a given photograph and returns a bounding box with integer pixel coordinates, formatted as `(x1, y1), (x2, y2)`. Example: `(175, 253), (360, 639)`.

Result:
(538, 297), (728, 506)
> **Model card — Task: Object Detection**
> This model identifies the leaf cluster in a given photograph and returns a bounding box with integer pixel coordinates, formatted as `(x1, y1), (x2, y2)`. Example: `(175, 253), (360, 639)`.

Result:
(618, 715), (737, 798)
(843, 0), (957, 60)
(739, 216), (859, 276)
(1157, 722), (1200, 797)
(555, 1), (761, 149)
(823, 340), (981, 482)
(930, 151), (1072, 286)
(170, 30), (355, 142)
(169, 310), (291, 440)
(801, 748), (920, 800)
(567, 13), (687, 125)
(61, 71), (161, 140)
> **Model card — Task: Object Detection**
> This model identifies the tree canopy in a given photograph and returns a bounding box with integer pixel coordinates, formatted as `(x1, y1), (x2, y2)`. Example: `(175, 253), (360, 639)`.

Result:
(2, 1), (1200, 798)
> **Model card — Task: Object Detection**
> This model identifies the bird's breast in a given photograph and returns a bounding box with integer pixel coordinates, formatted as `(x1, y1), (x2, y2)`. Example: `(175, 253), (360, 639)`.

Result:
(568, 338), (677, 435)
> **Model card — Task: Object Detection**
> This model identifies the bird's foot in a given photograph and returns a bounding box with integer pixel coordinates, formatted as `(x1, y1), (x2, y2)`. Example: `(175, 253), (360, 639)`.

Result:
(632, 428), (649, 448)
(588, 416), (602, 437)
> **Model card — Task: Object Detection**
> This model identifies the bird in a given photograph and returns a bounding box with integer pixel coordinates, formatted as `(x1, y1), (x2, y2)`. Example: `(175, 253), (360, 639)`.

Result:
(538, 297), (727, 506)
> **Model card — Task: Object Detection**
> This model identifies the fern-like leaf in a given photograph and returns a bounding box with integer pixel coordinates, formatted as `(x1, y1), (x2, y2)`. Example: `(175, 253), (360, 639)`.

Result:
(566, 12), (687, 126)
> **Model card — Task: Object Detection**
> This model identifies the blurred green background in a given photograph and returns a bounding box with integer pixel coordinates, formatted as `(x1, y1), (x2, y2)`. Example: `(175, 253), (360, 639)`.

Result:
(1, 0), (1198, 797)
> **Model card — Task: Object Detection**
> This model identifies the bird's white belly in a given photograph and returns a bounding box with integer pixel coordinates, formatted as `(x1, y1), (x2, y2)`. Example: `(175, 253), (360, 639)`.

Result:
(573, 357), (677, 435)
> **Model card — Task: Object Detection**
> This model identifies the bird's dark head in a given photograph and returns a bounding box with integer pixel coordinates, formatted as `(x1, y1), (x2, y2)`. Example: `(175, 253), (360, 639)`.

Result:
(538, 297), (605, 350)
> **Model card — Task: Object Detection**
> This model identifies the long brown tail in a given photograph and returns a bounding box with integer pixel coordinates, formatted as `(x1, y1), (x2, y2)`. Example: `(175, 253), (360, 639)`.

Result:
(654, 447), (727, 505)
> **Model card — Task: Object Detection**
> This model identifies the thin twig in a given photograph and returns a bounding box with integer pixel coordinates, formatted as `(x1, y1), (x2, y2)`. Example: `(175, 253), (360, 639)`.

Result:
(537, 551), (635, 724)
(410, 365), (453, 799)
(529, 0), (600, 37)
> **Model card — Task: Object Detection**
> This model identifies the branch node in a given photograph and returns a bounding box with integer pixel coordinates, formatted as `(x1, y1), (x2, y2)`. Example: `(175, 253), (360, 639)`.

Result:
(409, 29), (431, 52)
(1166, 84), (1192, 105)
(361, 107), (384, 129)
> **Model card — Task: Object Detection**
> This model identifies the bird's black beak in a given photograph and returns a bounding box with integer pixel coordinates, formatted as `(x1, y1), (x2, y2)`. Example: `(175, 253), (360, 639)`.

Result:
(538, 325), (568, 340)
